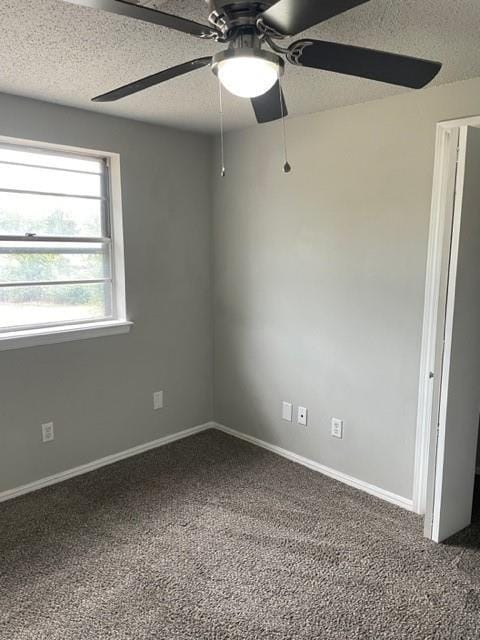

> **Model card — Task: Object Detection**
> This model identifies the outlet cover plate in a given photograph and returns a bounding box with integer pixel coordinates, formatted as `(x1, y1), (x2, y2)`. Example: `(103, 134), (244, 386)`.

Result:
(42, 422), (54, 443)
(298, 406), (308, 426)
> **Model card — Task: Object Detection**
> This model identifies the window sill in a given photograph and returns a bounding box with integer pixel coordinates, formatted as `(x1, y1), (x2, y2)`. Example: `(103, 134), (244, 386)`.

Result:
(0, 320), (133, 351)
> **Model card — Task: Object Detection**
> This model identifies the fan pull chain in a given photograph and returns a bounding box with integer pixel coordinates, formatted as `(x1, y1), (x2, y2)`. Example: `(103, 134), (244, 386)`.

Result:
(279, 80), (291, 174)
(218, 77), (226, 178)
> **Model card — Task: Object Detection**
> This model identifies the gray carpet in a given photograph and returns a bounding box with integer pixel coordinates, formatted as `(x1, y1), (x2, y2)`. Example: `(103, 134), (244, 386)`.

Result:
(1, 429), (480, 640)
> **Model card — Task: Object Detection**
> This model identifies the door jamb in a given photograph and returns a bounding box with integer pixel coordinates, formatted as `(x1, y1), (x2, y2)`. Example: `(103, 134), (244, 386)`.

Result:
(413, 115), (480, 521)
(431, 126), (471, 541)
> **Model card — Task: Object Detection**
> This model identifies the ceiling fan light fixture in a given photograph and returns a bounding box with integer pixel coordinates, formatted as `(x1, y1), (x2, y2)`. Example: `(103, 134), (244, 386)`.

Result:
(212, 48), (284, 99)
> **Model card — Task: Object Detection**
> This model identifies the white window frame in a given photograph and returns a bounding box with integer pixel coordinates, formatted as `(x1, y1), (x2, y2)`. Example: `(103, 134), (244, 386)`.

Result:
(0, 135), (132, 350)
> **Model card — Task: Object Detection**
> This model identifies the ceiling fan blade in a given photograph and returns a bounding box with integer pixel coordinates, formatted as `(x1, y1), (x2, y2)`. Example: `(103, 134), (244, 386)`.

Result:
(63, 0), (217, 39)
(251, 82), (288, 124)
(92, 57), (212, 102)
(260, 0), (370, 37)
(288, 40), (442, 89)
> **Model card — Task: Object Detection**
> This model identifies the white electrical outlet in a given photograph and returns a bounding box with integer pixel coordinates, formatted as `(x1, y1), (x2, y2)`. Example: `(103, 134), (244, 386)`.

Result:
(42, 422), (54, 443)
(297, 406), (308, 426)
(331, 418), (343, 439)
(153, 391), (164, 410)
(282, 401), (293, 422)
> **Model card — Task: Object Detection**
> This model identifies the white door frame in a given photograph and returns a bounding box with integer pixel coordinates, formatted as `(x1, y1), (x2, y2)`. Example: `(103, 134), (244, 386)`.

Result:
(413, 115), (480, 522)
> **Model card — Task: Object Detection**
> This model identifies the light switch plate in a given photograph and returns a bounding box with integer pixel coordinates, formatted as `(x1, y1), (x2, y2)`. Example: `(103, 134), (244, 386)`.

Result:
(282, 401), (293, 422)
(153, 391), (164, 410)
(331, 418), (343, 439)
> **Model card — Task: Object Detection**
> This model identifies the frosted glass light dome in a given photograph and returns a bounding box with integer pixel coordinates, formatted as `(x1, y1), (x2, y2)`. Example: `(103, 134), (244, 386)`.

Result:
(212, 49), (283, 99)
(217, 56), (278, 98)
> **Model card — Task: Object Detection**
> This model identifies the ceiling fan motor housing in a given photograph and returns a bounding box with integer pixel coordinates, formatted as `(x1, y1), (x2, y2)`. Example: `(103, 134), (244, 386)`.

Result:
(206, 0), (276, 39)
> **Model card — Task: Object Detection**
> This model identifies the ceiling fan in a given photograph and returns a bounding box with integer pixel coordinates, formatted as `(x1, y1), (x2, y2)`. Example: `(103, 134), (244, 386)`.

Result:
(64, 0), (442, 126)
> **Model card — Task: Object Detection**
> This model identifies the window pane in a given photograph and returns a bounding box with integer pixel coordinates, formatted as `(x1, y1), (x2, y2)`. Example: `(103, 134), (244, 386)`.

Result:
(0, 147), (103, 173)
(0, 164), (102, 197)
(0, 282), (110, 329)
(0, 242), (110, 283)
(0, 192), (104, 237)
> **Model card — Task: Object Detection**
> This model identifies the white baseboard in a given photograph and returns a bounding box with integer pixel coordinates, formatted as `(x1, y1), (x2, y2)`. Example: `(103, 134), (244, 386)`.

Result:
(0, 422), (214, 503)
(0, 420), (414, 512)
(213, 422), (414, 512)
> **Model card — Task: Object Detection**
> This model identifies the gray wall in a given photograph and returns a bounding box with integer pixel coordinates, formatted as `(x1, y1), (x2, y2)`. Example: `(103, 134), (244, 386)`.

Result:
(0, 93), (213, 493)
(3, 77), (480, 502)
(213, 77), (480, 501)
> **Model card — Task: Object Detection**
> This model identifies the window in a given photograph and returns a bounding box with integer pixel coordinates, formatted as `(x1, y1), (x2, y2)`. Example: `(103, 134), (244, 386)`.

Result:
(0, 139), (130, 349)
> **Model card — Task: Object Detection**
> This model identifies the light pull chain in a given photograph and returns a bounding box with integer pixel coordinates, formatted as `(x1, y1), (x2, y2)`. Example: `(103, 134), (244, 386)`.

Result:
(218, 77), (226, 178)
(279, 79), (291, 174)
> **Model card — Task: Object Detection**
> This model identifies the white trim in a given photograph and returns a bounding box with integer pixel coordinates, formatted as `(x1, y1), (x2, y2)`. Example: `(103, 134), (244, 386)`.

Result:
(414, 113), (480, 539)
(413, 112), (480, 516)
(0, 134), (117, 161)
(0, 422), (213, 503)
(213, 423), (414, 512)
(0, 134), (129, 343)
(413, 125), (460, 515)
(0, 319), (133, 351)
(431, 126), (469, 543)
(436, 115), (480, 130)
(0, 420), (413, 511)
(108, 153), (127, 321)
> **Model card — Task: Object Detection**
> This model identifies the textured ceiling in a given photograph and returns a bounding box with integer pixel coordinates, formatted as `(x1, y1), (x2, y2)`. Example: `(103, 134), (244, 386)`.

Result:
(1, 0), (480, 133)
